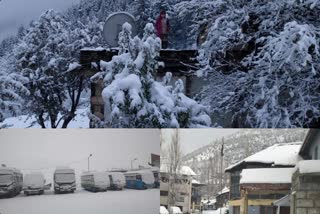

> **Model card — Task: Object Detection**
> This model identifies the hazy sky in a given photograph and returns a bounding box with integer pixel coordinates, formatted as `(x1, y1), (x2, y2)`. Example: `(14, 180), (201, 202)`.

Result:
(0, 129), (160, 183)
(0, 0), (80, 41)
(161, 129), (239, 155)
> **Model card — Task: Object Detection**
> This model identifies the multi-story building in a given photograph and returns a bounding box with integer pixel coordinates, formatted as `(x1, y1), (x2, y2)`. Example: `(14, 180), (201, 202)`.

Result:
(290, 129), (320, 214)
(225, 142), (302, 214)
(160, 166), (196, 214)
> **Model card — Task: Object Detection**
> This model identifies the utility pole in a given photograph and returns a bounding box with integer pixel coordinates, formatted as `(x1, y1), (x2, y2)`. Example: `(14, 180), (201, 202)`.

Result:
(88, 154), (92, 171)
(220, 138), (224, 214)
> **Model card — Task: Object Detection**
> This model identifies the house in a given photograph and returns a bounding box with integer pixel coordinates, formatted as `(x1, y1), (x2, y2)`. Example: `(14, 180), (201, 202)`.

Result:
(225, 142), (302, 214)
(160, 165), (196, 214)
(216, 187), (230, 208)
(191, 179), (206, 211)
(290, 129), (320, 214)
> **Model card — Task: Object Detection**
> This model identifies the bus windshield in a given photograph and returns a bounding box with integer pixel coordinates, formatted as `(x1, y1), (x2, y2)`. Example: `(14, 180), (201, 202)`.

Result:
(55, 173), (75, 183)
(0, 174), (13, 185)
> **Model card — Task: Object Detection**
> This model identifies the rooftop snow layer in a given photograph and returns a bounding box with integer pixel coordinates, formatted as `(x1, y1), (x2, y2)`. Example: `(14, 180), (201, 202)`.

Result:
(240, 168), (295, 184)
(217, 187), (229, 195)
(296, 160), (320, 174)
(160, 165), (196, 176)
(226, 142), (302, 171)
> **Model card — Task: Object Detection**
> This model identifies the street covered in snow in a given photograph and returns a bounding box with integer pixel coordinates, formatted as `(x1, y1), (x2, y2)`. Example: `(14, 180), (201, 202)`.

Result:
(0, 189), (159, 214)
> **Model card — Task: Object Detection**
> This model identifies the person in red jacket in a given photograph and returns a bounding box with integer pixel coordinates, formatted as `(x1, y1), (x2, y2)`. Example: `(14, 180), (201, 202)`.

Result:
(155, 10), (170, 49)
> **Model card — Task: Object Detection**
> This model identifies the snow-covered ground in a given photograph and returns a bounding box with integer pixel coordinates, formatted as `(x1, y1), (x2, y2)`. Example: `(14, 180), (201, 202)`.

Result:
(0, 189), (159, 214)
(0, 108), (90, 128)
(202, 208), (228, 214)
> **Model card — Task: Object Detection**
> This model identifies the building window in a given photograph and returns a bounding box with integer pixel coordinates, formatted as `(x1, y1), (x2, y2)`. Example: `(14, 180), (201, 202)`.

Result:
(160, 191), (169, 196)
(230, 171), (240, 199)
(314, 146), (319, 160)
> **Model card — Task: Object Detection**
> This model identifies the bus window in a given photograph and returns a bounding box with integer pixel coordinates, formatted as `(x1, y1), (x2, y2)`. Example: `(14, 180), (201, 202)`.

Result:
(136, 175), (142, 180)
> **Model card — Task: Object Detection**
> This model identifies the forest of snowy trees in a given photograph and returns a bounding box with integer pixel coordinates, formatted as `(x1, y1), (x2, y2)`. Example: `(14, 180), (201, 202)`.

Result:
(1, 0), (320, 128)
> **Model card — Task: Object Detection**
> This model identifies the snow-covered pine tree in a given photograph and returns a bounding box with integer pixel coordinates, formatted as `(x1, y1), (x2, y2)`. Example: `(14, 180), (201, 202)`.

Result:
(91, 22), (211, 128)
(196, 0), (320, 128)
(14, 10), (85, 128)
(0, 56), (29, 122)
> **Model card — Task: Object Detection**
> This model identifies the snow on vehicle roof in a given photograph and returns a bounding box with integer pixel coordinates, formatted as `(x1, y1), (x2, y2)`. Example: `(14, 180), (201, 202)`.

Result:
(170, 206), (183, 214)
(240, 168), (295, 184)
(160, 165), (196, 176)
(160, 206), (169, 214)
(0, 167), (22, 174)
(55, 167), (75, 173)
(225, 142), (302, 172)
(296, 160), (320, 174)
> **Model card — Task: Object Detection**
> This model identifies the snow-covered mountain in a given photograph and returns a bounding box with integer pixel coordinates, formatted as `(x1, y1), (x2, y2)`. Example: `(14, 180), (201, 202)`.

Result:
(183, 129), (308, 195)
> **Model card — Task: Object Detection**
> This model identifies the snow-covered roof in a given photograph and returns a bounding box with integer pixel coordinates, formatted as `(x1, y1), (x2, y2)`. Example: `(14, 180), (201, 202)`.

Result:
(226, 142), (302, 172)
(240, 168), (295, 184)
(160, 165), (196, 176)
(192, 179), (200, 184)
(217, 187), (229, 195)
(296, 160), (320, 174)
(0, 167), (22, 174)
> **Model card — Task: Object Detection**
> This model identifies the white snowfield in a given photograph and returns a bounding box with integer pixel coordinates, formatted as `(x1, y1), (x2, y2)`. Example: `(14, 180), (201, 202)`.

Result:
(0, 189), (159, 214)
(226, 142), (302, 171)
(240, 168), (295, 184)
(202, 207), (228, 214)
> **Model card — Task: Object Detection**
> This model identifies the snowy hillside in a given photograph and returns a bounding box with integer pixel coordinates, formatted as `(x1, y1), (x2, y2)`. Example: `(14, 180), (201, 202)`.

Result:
(182, 129), (308, 195)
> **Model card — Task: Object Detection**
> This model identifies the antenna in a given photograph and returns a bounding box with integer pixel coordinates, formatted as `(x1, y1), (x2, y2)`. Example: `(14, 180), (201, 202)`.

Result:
(103, 12), (137, 47)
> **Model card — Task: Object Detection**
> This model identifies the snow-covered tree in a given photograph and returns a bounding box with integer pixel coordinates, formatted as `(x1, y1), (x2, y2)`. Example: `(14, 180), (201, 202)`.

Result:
(197, 0), (320, 128)
(14, 10), (85, 128)
(92, 23), (211, 128)
(0, 56), (29, 122)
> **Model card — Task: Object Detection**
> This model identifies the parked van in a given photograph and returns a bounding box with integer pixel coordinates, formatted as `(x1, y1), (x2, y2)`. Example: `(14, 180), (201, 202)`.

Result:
(124, 170), (155, 190)
(23, 172), (46, 196)
(151, 168), (160, 188)
(54, 167), (76, 194)
(106, 171), (126, 190)
(160, 206), (169, 214)
(0, 167), (23, 198)
(81, 171), (110, 192)
(169, 207), (183, 214)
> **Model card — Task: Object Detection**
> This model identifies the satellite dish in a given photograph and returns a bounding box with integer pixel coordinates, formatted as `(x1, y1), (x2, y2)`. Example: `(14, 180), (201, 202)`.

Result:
(103, 12), (137, 47)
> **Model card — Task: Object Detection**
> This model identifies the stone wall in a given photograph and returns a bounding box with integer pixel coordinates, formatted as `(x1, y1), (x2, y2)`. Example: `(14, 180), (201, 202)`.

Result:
(291, 170), (320, 214)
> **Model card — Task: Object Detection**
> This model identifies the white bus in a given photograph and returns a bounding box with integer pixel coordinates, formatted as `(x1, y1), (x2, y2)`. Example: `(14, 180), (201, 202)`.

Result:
(106, 171), (126, 190)
(124, 170), (155, 189)
(54, 167), (76, 194)
(81, 171), (110, 192)
(0, 167), (23, 198)
(23, 172), (46, 196)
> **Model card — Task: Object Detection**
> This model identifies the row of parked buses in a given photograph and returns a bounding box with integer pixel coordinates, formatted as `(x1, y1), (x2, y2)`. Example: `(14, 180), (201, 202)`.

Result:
(0, 166), (159, 198)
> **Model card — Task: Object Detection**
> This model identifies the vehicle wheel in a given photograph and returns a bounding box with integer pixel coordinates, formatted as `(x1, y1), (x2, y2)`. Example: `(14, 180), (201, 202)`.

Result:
(54, 190), (59, 194)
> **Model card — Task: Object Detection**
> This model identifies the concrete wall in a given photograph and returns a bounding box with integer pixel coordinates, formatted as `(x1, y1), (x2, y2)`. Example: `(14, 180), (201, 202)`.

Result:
(291, 170), (320, 214)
